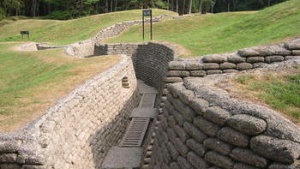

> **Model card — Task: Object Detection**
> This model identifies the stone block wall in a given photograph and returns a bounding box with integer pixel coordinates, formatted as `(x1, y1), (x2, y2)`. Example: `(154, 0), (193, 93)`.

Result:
(151, 78), (300, 169)
(95, 42), (177, 92)
(165, 39), (300, 84)
(0, 54), (140, 169)
(65, 14), (171, 58)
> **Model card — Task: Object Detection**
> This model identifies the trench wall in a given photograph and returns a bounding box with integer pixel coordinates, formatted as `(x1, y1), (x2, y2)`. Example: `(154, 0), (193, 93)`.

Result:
(0, 55), (139, 169)
(95, 42), (177, 92)
(150, 39), (300, 169)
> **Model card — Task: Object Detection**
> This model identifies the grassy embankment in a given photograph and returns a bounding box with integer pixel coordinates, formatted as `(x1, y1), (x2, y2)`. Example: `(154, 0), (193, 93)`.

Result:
(0, 9), (177, 45)
(108, 0), (300, 56)
(107, 1), (300, 122)
(0, 9), (178, 131)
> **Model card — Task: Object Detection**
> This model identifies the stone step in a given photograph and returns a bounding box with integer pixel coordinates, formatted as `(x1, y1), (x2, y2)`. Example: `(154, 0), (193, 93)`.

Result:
(102, 146), (143, 169)
(130, 108), (157, 119)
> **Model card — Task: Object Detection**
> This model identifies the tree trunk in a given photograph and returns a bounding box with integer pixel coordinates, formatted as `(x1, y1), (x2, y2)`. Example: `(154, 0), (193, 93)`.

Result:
(115, 0), (117, 11)
(110, 0), (113, 12)
(199, 0), (202, 13)
(188, 0), (193, 14)
(31, 0), (36, 17)
(227, 0), (230, 12)
(183, 0), (186, 14)
(176, 0), (179, 13)
(171, 0), (174, 11)
(105, 0), (108, 13)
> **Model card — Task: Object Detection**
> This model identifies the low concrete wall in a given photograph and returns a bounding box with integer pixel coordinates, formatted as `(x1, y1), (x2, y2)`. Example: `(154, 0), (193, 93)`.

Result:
(152, 78), (300, 169)
(0, 55), (139, 169)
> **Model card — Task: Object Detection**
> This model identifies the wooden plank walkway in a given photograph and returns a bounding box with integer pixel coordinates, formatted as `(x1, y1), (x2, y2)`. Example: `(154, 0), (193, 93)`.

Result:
(102, 80), (158, 169)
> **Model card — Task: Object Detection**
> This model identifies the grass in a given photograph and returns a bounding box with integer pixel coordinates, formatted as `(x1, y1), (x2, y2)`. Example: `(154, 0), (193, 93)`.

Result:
(0, 43), (120, 131)
(108, 0), (300, 56)
(233, 70), (300, 124)
(0, 9), (177, 45)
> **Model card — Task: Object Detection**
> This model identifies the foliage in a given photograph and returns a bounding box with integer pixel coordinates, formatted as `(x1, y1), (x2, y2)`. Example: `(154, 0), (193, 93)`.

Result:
(0, 0), (288, 20)
(45, 10), (75, 20)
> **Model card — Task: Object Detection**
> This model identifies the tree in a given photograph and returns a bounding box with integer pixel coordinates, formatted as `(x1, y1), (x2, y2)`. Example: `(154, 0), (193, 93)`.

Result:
(201, 0), (214, 14)
(188, 0), (193, 14)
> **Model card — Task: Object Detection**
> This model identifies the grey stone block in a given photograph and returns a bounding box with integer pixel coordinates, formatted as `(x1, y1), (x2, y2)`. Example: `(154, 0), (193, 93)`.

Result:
(204, 106), (231, 126)
(228, 55), (246, 63)
(177, 156), (193, 169)
(167, 142), (179, 160)
(205, 151), (234, 169)
(230, 148), (268, 168)
(237, 63), (253, 70)
(202, 54), (227, 63)
(167, 71), (190, 77)
(217, 127), (249, 147)
(265, 55), (284, 63)
(174, 125), (189, 142)
(102, 147), (143, 169)
(168, 115), (177, 128)
(170, 162), (180, 169)
(220, 62), (237, 69)
(238, 48), (260, 57)
(292, 50), (300, 55)
(190, 70), (206, 77)
(251, 135), (300, 164)
(183, 122), (207, 143)
(223, 69), (239, 73)
(169, 61), (186, 70)
(194, 117), (221, 137)
(233, 163), (259, 169)
(185, 62), (203, 70)
(167, 128), (177, 144)
(186, 139), (206, 157)
(227, 114), (267, 135)
(178, 89), (195, 105)
(206, 70), (223, 75)
(187, 151), (209, 169)
(0, 164), (21, 169)
(268, 163), (299, 169)
(174, 138), (189, 156)
(172, 99), (195, 123)
(0, 141), (20, 153)
(0, 154), (17, 163)
(203, 138), (232, 155)
(21, 165), (45, 169)
(203, 63), (220, 70)
(172, 110), (184, 126)
(246, 57), (265, 63)
(190, 97), (209, 115)
(285, 55), (300, 60)
(285, 39), (300, 50)
(164, 77), (183, 83)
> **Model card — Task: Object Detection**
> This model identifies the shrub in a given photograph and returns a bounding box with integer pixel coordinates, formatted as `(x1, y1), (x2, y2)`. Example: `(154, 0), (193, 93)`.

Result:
(45, 10), (74, 20)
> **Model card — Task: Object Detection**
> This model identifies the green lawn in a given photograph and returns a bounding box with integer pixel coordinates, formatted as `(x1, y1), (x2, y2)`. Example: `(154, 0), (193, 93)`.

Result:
(0, 43), (120, 131)
(108, 0), (300, 56)
(0, 9), (177, 45)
